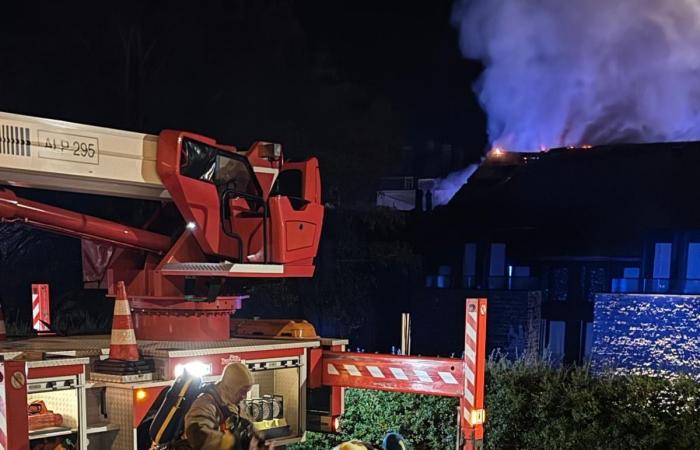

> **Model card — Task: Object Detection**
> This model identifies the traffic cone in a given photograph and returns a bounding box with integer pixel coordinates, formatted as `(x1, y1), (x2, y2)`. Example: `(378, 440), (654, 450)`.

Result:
(0, 303), (6, 341)
(93, 281), (153, 379)
(108, 281), (139, 361)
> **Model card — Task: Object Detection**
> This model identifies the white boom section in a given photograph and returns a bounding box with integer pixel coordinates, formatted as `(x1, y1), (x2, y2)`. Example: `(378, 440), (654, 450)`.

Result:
(0, 111), (168, 200)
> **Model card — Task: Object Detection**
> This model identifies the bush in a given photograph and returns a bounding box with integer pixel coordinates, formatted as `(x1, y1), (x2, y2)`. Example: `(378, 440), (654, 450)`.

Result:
(485, 356), (700, 450)
(289, 389), (458, 450)
(292, 357), (700, 450)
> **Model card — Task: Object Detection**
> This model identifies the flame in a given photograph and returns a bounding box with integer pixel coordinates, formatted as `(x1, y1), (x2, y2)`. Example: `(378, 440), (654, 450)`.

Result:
(566, 144), (593, 150)
(489, 147), (506, 158)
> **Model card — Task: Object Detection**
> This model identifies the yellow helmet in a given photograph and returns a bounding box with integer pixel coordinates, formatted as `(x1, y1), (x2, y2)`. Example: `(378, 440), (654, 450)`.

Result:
(334, 441), (373, 450)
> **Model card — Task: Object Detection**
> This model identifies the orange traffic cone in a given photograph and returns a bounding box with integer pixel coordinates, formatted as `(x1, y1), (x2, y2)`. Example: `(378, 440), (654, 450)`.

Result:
(0, 303), (6, 341)
(93, 281), (153, 379)
(108, 281), (139, 361)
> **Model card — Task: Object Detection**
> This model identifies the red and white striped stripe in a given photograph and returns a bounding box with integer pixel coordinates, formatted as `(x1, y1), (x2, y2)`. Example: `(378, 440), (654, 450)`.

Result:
(461, 298), (487, 441)
(322, 352), (464, 398)
(108, 281), (140, 362)
(326, 361), (460, 385)
(464, 308), (478, 408)
(31, 284), (50, 332)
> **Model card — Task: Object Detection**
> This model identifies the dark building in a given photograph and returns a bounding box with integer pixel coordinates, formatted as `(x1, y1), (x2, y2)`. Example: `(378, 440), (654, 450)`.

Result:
(411, 141), (700, 366)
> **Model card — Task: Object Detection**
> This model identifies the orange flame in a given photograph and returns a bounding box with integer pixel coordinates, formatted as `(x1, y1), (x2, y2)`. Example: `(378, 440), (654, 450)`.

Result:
(489, 147), (506, 158)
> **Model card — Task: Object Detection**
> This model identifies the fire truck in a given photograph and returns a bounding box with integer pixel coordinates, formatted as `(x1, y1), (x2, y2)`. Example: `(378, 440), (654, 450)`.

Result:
(0, 111), (486, 450)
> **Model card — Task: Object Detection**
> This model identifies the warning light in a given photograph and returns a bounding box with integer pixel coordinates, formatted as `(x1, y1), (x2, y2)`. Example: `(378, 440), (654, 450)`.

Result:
(174, 361), (213, 378)
(332, 416), (341, 432)
(136, 389), (147, 401)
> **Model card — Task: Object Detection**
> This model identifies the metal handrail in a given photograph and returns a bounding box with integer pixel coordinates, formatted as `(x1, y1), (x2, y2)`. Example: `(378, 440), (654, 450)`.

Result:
(220, 188), (268, 263)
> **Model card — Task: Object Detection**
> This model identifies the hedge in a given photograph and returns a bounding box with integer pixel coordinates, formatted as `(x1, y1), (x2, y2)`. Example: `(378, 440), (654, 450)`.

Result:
(289, 388), (457, 450)
(486, 357), (700, 449)
(290, 357), (700, 450)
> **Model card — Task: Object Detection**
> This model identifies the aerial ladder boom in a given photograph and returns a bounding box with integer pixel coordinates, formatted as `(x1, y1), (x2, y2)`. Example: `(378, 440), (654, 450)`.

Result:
(0, 111), (166, 200)
(0, 188), (171, 253)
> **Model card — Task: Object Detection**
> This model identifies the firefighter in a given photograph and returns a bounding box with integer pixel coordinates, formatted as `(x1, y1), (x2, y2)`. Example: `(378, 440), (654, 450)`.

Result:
(184, 362), (266, 450)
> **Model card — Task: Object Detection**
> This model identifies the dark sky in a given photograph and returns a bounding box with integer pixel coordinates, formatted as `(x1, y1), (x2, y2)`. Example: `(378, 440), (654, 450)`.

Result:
(0, 1), (486, 176)
(295, 0), (486, 146)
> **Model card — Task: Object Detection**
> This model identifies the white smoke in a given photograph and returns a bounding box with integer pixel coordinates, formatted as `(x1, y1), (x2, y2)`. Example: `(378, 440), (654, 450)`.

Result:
(432, 163), (479, 206)
(452, 0), (700, 151)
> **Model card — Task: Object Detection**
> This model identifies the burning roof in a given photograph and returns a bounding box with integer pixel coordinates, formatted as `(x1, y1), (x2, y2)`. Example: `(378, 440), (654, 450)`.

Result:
(424, 140), (700, 257)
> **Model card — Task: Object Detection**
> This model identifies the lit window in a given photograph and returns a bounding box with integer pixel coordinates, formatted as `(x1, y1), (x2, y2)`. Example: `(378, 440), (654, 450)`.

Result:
(687, 243), (700, 279)
(547, 321), (566, 362)
(653, 243), (672, 279)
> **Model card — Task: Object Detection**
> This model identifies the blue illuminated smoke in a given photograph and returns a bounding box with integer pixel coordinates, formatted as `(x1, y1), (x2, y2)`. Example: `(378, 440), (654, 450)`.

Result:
(433, 163), (479, 206)
(452, 0), (700, 151)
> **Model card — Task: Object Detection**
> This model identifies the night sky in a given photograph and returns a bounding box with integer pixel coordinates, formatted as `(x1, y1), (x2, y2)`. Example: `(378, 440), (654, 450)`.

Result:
(0, 0), (487, 199)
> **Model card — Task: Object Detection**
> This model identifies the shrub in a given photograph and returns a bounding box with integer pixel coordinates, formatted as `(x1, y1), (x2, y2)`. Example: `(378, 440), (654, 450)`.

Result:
(292, 357), (700, 450)
(485, 356), (700, 450)
(289, 389), (458, 450)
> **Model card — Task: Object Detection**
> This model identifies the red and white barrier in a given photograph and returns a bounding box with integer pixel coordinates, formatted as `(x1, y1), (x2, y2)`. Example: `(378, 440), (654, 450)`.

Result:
(31, 284), (50, 333)
(461, 298), (487, 447)
(320, 298), (488, 450)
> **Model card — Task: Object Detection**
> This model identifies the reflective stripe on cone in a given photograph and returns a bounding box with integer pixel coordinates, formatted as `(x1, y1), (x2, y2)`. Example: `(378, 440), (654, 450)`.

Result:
(108, 281), (140, 362)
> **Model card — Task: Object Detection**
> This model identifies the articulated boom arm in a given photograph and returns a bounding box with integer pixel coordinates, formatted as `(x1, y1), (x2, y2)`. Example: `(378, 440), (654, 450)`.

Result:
(0, 111), (324, 341)
(310, 299), (488, 450)
(0, 188), (171, 253)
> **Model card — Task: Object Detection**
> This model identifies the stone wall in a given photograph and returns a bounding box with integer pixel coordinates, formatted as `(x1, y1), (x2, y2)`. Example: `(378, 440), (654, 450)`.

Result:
(592, 293), (700, 377)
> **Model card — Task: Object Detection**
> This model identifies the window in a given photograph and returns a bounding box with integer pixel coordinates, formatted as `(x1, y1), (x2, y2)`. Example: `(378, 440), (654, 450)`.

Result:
(623, 267), (640, 278)
(463, 243), (477, 288)
(510, 266), (531, 290)
(180, 137), (262, 201)
(512, 266), (530, 277)
(272, 169), (302, 198)
(687, 243), (700, 279)
(489, 243), (506, 277)
(547, 321), (566, 362)
(550, 267), (569, 301)
(653, 242), (672, 279)
(437, 265), (452, 289)
(583, 322), (594, 360)
(586, 267), (607, 302)
(272, 169), (307, 210)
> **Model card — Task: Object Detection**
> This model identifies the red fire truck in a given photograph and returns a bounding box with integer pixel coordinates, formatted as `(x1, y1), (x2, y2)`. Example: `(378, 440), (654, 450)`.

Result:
(0, 111), (486, 450)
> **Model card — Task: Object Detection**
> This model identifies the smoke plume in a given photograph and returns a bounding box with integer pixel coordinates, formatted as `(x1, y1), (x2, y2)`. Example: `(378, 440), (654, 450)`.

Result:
(432, 163), (479, 206)
(452, 0), (700, 151)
